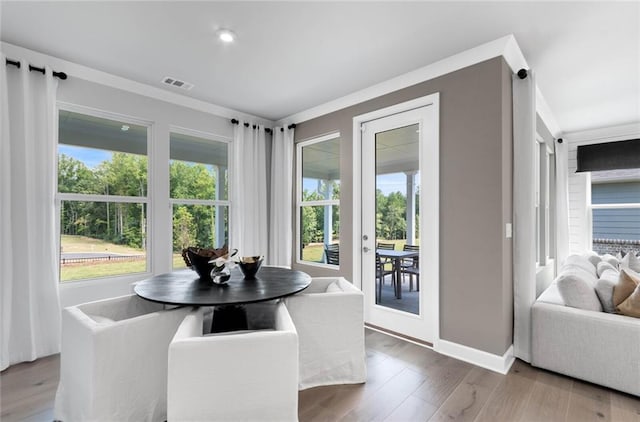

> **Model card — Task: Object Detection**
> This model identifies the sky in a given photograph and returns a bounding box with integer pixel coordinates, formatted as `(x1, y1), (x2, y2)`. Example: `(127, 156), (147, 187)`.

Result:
(59, 145), (111, 169)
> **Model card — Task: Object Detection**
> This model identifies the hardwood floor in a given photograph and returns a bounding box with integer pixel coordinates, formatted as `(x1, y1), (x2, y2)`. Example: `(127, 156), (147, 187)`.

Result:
(2, 329), (639, 421)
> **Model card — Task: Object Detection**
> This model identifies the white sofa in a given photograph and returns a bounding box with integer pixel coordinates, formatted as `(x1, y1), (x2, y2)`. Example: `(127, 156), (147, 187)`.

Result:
(531, 254), (640, 396)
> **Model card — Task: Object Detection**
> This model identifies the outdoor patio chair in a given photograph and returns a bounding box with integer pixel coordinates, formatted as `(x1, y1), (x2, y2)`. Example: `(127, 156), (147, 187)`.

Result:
(401, 244), (420, 291)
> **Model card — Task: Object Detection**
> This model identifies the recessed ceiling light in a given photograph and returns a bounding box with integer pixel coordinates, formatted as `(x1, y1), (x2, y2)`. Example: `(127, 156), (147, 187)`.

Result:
(121, 125), (129, 132)
(217, 29), (236, 43)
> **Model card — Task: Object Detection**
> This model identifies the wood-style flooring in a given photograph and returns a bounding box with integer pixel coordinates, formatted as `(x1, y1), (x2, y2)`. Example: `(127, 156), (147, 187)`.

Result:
(1, 329), (639, 421)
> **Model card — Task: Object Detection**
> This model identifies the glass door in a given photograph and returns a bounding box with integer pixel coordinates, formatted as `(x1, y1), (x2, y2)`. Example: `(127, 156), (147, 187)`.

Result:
(361, 105), (438, 343)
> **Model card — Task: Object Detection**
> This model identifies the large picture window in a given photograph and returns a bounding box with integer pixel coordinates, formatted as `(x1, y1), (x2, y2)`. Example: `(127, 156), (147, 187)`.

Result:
(57, 109), (149, 282)
(170, 130), (230, 268)
(296, 133), (340, 266)
(590, 169), (640, 255)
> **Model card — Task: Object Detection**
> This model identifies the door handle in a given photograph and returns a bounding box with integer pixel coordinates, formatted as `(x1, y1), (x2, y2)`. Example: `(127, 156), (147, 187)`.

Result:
(363, 247), (371, 253)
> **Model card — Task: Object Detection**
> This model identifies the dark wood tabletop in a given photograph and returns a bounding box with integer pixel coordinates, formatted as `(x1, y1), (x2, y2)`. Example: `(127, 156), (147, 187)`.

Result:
(134, 266), (311, 307)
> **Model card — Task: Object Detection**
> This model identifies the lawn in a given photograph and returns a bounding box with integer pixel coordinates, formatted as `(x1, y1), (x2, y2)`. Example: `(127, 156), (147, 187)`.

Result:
(301, 239), (419, 264)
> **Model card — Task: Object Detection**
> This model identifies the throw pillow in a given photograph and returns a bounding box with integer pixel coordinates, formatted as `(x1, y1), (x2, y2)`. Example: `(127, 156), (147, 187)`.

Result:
(617, 284), (640, 318)
(325, 281), (342, 293)
(582, 251), (602, 268)
(556, 273), (603, 312)
(613, 268), (640, 307)
(595, 269), (619, 313)
(620, 251), (640, 273)
(564, 254), (598, 277)
(601, 254), (619, 268)
(596, 261), (617, 277)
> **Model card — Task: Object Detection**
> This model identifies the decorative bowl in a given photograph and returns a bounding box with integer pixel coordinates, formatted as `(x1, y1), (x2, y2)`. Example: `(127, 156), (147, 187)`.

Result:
(182, 246), (228, 280)
(238, 256), (264, 279)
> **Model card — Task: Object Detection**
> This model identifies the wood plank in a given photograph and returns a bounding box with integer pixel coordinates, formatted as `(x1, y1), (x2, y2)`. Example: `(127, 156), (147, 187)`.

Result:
(566, 379), (612, 422)
(411, 355), (473, 408)
(428, 366), (503, 422)
(474, 360), (538, 422)
(610, 390), (640, 422)
(383, 395), (437, 422)
(342, 368), (426, 421)
(519, 368), (573, 422)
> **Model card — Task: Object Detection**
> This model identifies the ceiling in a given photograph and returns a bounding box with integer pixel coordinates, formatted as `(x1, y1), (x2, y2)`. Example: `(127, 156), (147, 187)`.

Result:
(1, 1), (638, 133)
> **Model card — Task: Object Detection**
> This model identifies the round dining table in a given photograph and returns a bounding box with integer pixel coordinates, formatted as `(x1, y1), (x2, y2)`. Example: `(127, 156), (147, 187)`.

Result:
(134, 266), (311, 332)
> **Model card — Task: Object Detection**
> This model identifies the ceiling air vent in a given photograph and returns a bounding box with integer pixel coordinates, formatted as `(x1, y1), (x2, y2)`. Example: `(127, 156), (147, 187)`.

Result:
(162, 76), (194, 91)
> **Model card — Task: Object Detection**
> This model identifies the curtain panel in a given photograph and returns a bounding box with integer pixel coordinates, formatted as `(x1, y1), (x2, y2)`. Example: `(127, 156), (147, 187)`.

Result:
(512, 71), (537, 363)
(1, 56), (62, 370)
(230, 122), (269, 257)
(555, 139), (570, 270)
(268, 127), (294, 267)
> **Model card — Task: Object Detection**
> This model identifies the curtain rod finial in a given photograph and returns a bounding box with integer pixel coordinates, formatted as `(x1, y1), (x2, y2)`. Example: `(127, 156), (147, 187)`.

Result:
(517, 69), (528, 79)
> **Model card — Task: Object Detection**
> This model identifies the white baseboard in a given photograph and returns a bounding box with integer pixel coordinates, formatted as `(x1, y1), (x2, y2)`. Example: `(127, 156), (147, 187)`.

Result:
(436, 340), (515, 375)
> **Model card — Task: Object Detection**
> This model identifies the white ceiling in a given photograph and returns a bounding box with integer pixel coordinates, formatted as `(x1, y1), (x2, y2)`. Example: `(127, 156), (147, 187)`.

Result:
(1, 1), (638, 133)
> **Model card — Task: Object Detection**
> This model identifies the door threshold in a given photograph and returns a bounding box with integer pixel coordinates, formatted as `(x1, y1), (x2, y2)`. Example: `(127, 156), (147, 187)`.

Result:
(365, 322), (433, 348)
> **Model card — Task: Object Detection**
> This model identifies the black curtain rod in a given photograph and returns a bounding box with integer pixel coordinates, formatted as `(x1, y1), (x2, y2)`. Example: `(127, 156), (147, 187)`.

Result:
(5, 58), (67, 80)
(230, 118), (297, 134)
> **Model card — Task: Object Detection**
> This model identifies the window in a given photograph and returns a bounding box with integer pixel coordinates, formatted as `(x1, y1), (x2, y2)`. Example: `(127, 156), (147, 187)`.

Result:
(590, 169), (640, 255)
(57, 109), (149, 282)
(535, 136), (554, 266)
(296, 133), (340, 266)
(170, 130), (230, 268)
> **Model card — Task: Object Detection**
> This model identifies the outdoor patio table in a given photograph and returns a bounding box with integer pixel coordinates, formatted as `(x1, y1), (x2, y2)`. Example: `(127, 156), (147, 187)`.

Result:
(376, 249), (419, 299)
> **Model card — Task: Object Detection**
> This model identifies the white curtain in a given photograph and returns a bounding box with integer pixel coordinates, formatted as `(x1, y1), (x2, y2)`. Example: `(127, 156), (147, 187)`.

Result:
(512, 70), (537, 363)
(1, 56), (62, 370)
(230, 122), (269, 257)
(268, 127), (294, 267)
(555, 139), (570, 269)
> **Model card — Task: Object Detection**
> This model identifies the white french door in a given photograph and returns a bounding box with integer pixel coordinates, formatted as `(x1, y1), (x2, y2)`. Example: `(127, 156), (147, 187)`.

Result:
(358, 97), (439, 344)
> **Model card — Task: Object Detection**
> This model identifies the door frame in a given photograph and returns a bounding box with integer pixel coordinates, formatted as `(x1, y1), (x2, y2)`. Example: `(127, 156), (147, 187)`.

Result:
(352, 93), (440, 347)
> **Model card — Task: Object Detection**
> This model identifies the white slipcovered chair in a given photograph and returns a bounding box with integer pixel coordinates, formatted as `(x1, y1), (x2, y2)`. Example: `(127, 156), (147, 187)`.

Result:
(283, 277), (366, 390)
(54, 294), (190, 422)
(167, 301), (299, 422)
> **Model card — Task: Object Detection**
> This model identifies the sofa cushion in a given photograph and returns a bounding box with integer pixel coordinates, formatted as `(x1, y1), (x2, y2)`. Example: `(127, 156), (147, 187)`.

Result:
(595, 269), (619, 313)
(596, 261), (617, 277)
(582, 251), (602, 268)
(556, 273), (603, 312)
(563, 254), (597, 278)
(601, 254), (619, 268)
(537, 282), (564, 306)
(620, 252), (640, 273)
(613, 268), (640, 307)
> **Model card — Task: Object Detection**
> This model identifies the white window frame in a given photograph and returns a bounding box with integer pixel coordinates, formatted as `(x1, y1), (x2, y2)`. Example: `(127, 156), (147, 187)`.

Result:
(56, 102), (153, 282)
(535, 135), (554, 267)
(169, 126), (232, 259)
(295, 132), (340, 268)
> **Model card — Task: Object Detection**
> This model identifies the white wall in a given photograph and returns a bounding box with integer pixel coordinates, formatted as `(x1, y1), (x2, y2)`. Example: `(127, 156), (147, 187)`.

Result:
(565, 122), (640, 255)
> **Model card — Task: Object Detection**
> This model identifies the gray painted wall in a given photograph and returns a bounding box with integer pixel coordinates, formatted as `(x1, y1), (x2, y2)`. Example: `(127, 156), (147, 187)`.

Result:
(293, 57), (514, 356)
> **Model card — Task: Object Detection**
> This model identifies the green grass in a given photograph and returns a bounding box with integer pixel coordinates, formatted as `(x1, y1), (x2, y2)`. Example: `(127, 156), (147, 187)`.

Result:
(300, 239), (420, 264)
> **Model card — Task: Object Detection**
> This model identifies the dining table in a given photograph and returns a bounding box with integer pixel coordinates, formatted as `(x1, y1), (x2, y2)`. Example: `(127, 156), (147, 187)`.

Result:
(134, 266), (311, 332)
(376, 249), (419, 299)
